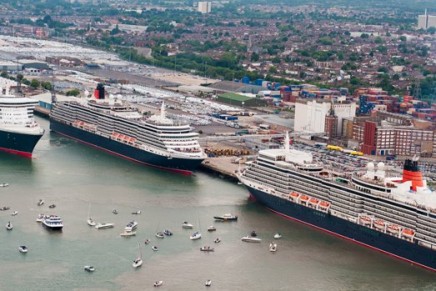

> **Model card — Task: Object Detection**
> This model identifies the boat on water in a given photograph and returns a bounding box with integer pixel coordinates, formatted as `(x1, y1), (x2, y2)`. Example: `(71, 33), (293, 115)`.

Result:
(49, 85), (206, 175)
(125, 221), (138, 232)
(84, 266), (95, 272)
(241, 236), (262, 243)
(273, 233), (282, 239)
(1, 206), (10, 211)
(213, 213), (238, 221)
(155, 232), (164, 239)
(0, 183), (9, 187)
(205, 280), (212, 287)
(152, 246), (158, 251)
(237, 131), (436, 272)
(18, 245), (28, 253)
(42, 215), (63, 230)
(87, 203), (96, 226)
(207, 226), (216, 232)
(269, 242), (277, 252)
(131, 210), (141, 215)
(95, 223), (114, 230)
(190, 231), (202, 240)
(120, 231), (136, 237)
(214, 238), (221, 244)
(163, 229), (173, 236)
(112, 209), (118, 215)
(5, 221), (13, 230)
(0, 86), (44, 158)
(200, 246), (214, 252)
(153, 281), (163, 287)
(36, 214), (46, 223)
(11, 211), (18, 216)
(37, 199), (44, 206)
(182, 221), (194, 229)
(250, 230), (257, 237)
(48, 204), (56, 209)
(132, 243), (143, 268)
(144, 239), (151, 245)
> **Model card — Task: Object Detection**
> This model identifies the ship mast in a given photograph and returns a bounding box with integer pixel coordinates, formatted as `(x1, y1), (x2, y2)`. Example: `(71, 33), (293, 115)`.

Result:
(284, 131), (290, 152)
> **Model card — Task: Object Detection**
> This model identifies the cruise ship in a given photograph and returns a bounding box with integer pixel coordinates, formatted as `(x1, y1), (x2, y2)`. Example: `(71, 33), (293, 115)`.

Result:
(0, 87), (44, 157)
(49, 85), (206, 174)
(238, 132), (436, 272)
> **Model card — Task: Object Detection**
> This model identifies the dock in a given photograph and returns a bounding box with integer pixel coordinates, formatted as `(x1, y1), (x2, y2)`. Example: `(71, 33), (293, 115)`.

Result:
(200, 157), (242, 182)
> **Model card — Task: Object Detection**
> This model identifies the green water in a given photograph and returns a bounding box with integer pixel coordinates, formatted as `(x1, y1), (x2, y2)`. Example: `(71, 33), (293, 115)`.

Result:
(0, 117), (434, 291)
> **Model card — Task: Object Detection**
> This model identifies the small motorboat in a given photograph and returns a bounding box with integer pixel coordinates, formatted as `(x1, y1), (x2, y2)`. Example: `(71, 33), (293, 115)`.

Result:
(84, 266), (95, 272)
(207, 226), (216, 232)
(95, 223), (114, 230)
(18, 245), (28, 253)
(87, 217), (96, 227)
(132, 257), (143, 268)
(0, 183), (9, 187)
(182, 221), (194, 229)
(241, 236), (261, 243)
(131, 210), (141, 215)
(36, 214), (46, 223)
(153, 281), (163, 287)
(250, 230), (257, 237)
(163, 229), (173, 236)
(214, 238), (221, 244)
(269, 242), (277, 252)
(6, 221), (13, 230)
(125, 221), (138, 232)
(120, 231), (137, 237)
(205, 280), (212, 287)
(11, 211), (18, 216)
(190, 232), (202, 240)
(152, 246), (158, 251)
(1, 206), (10, 211)
(200, 246), (214, 252)
(48, 204), (56, 209)
(112, 209), (118, 215)
(37, 199), (45, 206)
(214, 213), (238, 221)
(155, 232), (164, 239)
(273, 233), (282, 239)
(144, 239), (151, 245)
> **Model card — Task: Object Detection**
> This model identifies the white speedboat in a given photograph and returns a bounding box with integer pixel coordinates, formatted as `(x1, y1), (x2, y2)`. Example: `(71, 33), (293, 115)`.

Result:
(95, 223), (114, 230)
(125, 221), (138, 232)
(152, 246), (158, 251)
(37, 199), (45, 206)
(18, 245), (28, 253)
(155, 232), (164, 239)
(42, 215), (63, 230)
(84, 266), (95, 272)
(120, 231), (136, 237)
(132, 243), (143, 268)
(269, 242), (277, 252)
(5, 221), (13, 230)
(273, 233), (282, 239)
(153, 281), (163, 287)
(182, 221), (194, 229)
(214, 213), (238, 221)
(0, 183), (9, 187)
(241, 236), (262, 243)
(11, 211), (18, 216)
(190, 231), (202, 240)
(214, 238), (221, 244)
(163, 229), (173, 236)
(207, 226), (216, 232)
(36, 214), (46, 223)
(87, 217), (96, 227)
(205, 280), (212, 287)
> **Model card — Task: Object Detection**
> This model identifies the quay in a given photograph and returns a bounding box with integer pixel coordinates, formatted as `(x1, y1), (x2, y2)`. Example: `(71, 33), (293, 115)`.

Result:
(200, 157), (241, 182)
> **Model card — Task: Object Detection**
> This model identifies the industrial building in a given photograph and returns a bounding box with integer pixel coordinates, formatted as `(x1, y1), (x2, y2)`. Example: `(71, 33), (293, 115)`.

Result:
(294, 97), (356, 136)
(418, 9), (436, 29)
(198, 1), (212, 13)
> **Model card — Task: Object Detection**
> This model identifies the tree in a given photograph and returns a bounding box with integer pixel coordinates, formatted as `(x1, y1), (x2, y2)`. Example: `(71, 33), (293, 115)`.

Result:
(251, 52), (259, 62)
(66, 88), (80, 96)
(41, 81), (52, 90)
(399, 35), (407, 42)
(360, 33), (369, 39)
(30, 79), (40, 89)
(1, 71), (8, 78)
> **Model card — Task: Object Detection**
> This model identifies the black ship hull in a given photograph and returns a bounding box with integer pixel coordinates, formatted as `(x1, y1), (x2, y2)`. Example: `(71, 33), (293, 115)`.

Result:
(50, 119), (204, 175)
(0, 128), (43, 158)
(245, 185), (436, 272)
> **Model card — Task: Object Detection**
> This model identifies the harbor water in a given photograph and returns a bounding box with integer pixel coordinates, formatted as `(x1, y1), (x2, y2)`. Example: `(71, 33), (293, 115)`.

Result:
(0, 117), (435, 291)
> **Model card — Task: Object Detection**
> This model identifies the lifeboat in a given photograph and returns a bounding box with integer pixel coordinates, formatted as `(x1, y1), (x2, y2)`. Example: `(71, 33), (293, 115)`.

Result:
(402, 228), (415, 238)
(300, 195), (310, 204)
(308, 197), (319, 206)
(359, 215), (371, 225)
(289, 192), (300, 200)
(319, 201), (330, 209)
(374, 219), (385, 230)
(387, 224), (400, 234)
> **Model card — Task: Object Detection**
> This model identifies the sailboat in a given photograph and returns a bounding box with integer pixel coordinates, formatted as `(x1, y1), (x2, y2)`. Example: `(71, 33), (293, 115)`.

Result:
(5, 221), (13, 230)
(87, 203), (96, 227)
(132, 242), (143, 268)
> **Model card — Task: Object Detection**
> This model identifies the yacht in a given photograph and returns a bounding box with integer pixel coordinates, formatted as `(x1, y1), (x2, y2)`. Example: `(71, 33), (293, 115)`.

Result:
(95, 223), (114, 230)
(125, 221), (138, 232)
(190, 232), (202, 240)
(153, 281), (163, 287)
(207, 226), (216, 232)
(120, 231), (136, 237)
(241, 236), (262, 243)
(213, 214), (238, 221)
(163, 229), (173, 236)
(182, 221), (194, 229)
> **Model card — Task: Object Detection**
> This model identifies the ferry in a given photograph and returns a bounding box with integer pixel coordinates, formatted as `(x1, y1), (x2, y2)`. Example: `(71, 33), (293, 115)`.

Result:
(237, 132), (436, 272)
(42, 215), (63, 230)
(49, 84), (206, 175)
